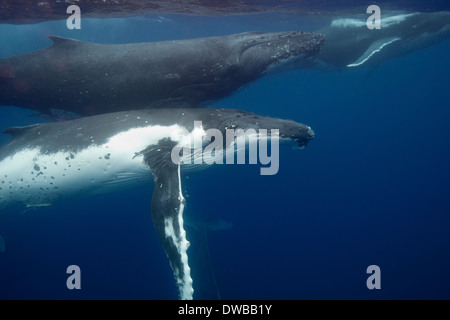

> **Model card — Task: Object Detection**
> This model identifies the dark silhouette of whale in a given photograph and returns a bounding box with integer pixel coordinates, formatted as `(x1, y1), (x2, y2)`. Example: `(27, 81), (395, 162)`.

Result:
(0, 31), (325, 117)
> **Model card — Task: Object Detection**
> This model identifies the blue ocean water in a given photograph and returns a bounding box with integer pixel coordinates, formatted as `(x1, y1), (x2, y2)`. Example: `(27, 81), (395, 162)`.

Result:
(0, 11), (449, 300)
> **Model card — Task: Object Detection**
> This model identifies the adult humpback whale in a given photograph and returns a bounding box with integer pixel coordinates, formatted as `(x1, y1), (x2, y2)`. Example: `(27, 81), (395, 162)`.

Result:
(0, 108), (314, 299)
(0, 31), (324, 117)
(314, 11), (450, 69)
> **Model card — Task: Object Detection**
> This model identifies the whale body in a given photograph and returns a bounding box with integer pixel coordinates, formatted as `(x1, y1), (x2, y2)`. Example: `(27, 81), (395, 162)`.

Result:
(0, 31), (324, 117)
(0, 108), (314, 299)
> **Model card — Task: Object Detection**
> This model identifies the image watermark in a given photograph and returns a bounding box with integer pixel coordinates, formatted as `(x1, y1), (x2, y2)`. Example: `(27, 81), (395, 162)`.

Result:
(66, 265), (81, 290)
(366, 265), (381, 289)
(170, 121), (280, 176)
(367, 5), (381, 29)
(66, 5), (81, 30)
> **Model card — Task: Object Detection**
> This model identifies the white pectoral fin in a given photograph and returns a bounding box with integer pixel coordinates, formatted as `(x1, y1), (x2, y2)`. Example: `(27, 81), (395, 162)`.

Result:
(347, 37), (401, 67)
(145, 142), (194, 300)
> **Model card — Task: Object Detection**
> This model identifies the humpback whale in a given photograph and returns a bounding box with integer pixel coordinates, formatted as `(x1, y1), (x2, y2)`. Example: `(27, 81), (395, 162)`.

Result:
(315, 11), (450, 69)
(0, 31), (324, 117)
(0, 108), (314, 299)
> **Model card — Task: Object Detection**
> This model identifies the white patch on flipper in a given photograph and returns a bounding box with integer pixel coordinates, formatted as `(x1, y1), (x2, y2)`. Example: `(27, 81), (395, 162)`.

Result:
(163, 165), (193, 300)
(347, 37), (401, 67)
(0, 125), (189, 208)
(331, 13), (418, 28)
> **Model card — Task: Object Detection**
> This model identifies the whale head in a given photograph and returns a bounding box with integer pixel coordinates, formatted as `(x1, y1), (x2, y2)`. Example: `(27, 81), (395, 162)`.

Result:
(233, 31), (326, 76)
(207, 109), (315, 148)
(399, 12), (450, 49)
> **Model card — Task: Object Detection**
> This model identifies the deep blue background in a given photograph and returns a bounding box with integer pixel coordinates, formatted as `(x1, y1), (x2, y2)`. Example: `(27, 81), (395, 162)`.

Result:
(0, 10), (449, 299)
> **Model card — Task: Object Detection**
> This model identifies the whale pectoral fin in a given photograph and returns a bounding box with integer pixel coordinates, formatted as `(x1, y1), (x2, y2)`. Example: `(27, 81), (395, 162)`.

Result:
(347, 37), (401, 67)
(144, 144), (193, 300)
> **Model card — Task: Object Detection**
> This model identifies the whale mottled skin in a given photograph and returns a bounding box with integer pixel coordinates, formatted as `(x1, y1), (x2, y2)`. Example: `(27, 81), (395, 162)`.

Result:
(314, 11), (450, 69)
(0, 31), (324, 117)
(0, 108), (314, 299)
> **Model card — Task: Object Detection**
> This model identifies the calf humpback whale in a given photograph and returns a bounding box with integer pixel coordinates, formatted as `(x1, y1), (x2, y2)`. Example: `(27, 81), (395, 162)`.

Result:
(314, 11), (450, 69)
(0, 31), (324, 117)
(0, 108), (314, 299)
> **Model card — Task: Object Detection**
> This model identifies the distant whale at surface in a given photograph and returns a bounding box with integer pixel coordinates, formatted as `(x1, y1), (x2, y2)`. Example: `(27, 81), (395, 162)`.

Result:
(314, 11), (450, 69)
(0, 108), (314, 299)
(0, 31), (325, 117)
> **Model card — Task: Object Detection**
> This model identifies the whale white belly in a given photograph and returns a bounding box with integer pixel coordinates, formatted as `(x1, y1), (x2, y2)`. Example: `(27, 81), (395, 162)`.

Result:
(0, 144), (151, 209)
(0, 123), (196, 210)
